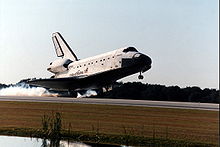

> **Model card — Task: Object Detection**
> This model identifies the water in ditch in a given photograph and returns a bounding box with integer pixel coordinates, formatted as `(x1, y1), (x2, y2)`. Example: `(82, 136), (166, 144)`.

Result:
(0, 135), (126, 147)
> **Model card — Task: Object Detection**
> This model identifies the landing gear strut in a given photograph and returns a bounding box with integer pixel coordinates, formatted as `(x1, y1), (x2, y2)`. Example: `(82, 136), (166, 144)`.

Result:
(138, 72), (144, 80)
(96, 88), (104, 96)
(68, 90), (77, 98)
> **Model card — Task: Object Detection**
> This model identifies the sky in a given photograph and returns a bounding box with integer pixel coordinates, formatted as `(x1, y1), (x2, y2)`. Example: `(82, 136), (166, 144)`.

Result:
(0, 0), (219, 89)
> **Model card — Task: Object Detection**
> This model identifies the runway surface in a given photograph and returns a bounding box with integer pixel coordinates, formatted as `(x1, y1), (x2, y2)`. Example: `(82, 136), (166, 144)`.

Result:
(0, 96), (219, 111)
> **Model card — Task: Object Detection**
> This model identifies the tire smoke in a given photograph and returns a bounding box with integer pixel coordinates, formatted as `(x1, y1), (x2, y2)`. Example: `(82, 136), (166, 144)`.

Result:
(0, 83), (58, 97)
(77, 90), (97, 98)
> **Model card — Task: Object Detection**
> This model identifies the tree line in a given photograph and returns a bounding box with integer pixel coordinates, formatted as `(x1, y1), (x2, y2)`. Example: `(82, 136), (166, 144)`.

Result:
(0, 83), (8, 89)
(0, 82), (219, 103)
(96, 82), (219, 103)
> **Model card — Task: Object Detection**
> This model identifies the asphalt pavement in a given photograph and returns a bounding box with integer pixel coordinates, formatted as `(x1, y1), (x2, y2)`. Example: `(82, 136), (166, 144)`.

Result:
(0, 96), (218, 111)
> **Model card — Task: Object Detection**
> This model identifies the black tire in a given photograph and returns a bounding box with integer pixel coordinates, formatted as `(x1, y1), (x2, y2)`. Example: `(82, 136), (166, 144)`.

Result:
(138, 75), (144, 79)
(68, 91), (77, 97)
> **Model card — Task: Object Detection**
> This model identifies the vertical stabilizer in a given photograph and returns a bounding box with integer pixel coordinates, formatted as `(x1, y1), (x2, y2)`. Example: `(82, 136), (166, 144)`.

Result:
(52, 32), (78, 61)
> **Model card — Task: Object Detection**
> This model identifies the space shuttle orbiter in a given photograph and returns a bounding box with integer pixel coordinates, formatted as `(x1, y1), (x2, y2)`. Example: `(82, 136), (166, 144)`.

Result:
(28, 32), (152, 96)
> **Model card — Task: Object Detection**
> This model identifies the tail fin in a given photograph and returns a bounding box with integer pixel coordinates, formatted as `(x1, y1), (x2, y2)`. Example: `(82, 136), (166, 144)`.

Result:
(52, 32), (78, 61)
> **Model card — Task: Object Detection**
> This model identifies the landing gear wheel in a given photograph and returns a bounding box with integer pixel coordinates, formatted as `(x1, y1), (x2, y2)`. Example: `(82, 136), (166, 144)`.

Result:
(96, 88), (104, 96)
(138, 72), (144, 80)
(68, 90), (77, 98)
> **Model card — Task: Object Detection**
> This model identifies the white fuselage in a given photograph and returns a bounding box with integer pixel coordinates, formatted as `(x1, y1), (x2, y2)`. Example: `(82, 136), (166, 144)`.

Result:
(52, 48), (138, 78)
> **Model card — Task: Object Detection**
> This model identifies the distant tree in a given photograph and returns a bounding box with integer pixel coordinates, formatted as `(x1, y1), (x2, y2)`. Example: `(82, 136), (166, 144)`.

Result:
(0, 83), (8, 89)
(165, 86), (181, 101)
(96, 82), (219, 103)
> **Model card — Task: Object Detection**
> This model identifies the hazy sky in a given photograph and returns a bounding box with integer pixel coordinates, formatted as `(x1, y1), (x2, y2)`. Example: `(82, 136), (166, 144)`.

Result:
(0, 0), (219, 89)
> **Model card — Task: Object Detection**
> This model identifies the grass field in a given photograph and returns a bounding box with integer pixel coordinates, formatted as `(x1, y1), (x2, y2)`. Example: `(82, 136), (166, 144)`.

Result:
(0, 101), (219, 145)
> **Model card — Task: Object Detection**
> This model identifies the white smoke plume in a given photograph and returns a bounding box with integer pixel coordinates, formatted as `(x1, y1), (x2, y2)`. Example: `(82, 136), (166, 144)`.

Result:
(77, 89), (97, 98)
(0, 83), (58, 97)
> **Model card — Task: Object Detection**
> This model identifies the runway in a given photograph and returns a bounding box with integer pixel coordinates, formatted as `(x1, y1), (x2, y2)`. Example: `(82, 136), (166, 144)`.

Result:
(0, 96), (219, 111)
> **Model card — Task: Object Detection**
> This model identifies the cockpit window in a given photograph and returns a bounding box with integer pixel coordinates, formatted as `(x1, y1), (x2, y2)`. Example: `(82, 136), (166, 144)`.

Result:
(123, 47), (138, 53)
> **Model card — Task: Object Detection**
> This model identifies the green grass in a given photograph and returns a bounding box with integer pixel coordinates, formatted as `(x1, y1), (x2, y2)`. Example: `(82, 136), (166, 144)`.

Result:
(0, 101), (218, 146)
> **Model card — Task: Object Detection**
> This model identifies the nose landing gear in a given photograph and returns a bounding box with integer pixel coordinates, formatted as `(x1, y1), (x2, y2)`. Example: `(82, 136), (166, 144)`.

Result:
(138, 72), (144, 79)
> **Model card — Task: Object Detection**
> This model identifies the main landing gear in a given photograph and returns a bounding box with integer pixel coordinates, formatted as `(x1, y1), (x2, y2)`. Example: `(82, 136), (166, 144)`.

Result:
(68, 90), (77, 98)
(138, 72), (144, 80)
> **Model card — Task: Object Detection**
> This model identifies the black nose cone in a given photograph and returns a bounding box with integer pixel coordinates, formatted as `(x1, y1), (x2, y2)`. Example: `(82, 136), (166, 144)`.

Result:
(140, 54), (152, 66)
